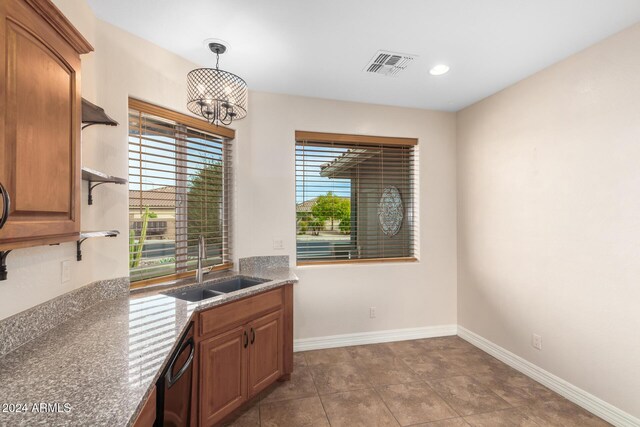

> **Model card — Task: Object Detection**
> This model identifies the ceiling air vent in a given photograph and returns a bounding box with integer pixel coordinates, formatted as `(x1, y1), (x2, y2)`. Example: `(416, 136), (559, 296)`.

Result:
(364, 50), (417, 77)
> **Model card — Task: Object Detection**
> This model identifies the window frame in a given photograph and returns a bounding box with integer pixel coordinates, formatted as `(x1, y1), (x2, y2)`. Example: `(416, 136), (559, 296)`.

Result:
(128, 98), (235, 289)
(295, 131), (418, 267)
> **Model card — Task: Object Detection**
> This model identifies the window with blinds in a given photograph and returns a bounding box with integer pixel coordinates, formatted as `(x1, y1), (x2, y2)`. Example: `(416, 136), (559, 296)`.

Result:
(295, 131), (418, 264)
(128, 99), (233, 285)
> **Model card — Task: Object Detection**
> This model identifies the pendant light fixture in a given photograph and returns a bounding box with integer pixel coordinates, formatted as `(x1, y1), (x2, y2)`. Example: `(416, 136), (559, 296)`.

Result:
(187, 41), (248, 126)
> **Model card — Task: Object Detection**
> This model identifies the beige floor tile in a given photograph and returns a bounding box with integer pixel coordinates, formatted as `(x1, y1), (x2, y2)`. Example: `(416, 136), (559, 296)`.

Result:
(376, 382), (458, 426)
(418, 336), (476, 352)
(345, 343), (396, 360)
(222, 401), (260, 427)
(358, 356), (421, 386)
(294, 352), (308, 369)
(385, 339), (433, 357)
(473, 371), (561, 406)
(260, 396), (330, 427)
(320, 388), (400, 427)
(308, 361), (369, 394)
(427, 375), (511, 416)
(261, 366), (318, 404)
(519, 399), (612, 426)
(402, 351), (470, 380)
(414, 419), (470, 426)
(303, 347), (352, 365)
(463, 354), (518, 378)
(463, 407), (539, 426)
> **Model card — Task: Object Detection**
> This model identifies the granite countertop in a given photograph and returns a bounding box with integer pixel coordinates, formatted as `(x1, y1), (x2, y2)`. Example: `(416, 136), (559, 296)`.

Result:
(0, 264), (297, 426)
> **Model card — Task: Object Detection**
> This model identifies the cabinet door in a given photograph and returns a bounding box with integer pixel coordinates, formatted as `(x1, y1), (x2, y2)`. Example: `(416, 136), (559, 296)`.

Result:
(248, 310), (283, 397)
(0, 0), (82, 249)
(199, 326), (247, 427)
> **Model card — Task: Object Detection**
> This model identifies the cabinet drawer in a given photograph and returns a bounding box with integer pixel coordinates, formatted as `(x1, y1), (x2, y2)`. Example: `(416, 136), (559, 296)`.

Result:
(200, 288), (283, 337)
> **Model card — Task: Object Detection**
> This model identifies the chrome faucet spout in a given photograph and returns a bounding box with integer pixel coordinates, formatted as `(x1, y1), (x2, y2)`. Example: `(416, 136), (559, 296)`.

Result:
(196, 235), (205, 284)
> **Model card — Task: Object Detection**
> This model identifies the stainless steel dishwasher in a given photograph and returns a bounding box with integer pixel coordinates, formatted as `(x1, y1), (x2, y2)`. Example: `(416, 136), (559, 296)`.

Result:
(155, 321), (195, 427)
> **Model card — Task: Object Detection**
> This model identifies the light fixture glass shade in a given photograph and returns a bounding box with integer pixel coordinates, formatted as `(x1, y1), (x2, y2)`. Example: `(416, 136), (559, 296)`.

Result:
(187, 67), (248, 126)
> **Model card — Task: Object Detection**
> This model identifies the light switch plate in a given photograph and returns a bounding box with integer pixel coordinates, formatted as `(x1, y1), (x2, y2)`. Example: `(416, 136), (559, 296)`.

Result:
(273, 238), (284, 250)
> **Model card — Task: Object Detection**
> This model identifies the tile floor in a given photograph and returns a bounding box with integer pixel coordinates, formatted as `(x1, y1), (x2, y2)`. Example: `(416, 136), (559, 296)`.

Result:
(222, 336), (610, 427)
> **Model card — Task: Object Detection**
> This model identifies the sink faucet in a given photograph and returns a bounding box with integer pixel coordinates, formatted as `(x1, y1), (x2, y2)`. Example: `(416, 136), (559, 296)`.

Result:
(196, 234), (205, 284)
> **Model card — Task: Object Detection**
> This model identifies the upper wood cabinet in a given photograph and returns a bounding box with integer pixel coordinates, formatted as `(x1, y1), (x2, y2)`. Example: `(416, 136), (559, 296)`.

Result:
(0, 0), (92, 250)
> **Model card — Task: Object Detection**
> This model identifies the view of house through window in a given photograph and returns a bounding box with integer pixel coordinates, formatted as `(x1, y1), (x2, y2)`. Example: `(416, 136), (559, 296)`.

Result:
(296, 132), (417, 264)
(128, 100), (232, 284)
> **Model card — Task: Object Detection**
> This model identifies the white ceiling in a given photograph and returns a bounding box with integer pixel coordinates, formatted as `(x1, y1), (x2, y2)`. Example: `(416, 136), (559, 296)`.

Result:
(86, 0), (640, 111)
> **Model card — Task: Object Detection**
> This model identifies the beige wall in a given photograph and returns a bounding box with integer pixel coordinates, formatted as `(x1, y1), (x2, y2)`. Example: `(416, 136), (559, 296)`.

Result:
(456, 23), (640, 417)
(238, 92), (458, 338)
(0, 1), (459, 337)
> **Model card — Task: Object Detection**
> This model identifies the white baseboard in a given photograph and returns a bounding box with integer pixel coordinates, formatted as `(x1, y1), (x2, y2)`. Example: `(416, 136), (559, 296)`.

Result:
(458, 326), (640, 427)
(293, 324), (457, 352)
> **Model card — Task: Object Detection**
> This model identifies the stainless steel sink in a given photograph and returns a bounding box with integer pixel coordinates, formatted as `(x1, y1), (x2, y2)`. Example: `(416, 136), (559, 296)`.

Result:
(164, 277), (268, 302)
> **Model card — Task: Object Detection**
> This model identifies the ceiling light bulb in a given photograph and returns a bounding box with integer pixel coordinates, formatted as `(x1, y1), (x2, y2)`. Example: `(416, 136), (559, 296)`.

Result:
(429, 64), (450, 76)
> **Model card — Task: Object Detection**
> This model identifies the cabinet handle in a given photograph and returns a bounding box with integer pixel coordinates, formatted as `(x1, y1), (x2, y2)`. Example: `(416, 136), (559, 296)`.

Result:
(250, 328), (255, 345)
(243, 330), (248, 348)
(0, 182), (9, 230)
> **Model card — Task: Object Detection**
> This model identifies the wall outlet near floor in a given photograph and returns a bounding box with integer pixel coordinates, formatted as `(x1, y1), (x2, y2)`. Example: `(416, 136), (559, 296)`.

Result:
(369, 307), (376, 319)
(61, 260), (71, 283)
(532, 333), (542, 350)
(272, 238), (284, 250)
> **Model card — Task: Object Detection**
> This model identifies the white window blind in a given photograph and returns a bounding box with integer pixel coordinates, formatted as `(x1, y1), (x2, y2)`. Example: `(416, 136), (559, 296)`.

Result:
(128, 101), (233, 284)
(295, 132), (417, 264)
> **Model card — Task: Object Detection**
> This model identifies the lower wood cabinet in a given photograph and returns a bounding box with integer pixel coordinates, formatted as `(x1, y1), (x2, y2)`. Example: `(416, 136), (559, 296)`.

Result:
(197, 284), (292, 427)
(133, 386), (156, 427)
(248, 310), (283, 396)
(200, 326), (247, 426)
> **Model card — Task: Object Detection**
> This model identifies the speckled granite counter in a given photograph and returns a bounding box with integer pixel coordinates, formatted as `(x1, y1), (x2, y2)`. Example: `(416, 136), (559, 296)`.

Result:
(0, 263), (297, 426)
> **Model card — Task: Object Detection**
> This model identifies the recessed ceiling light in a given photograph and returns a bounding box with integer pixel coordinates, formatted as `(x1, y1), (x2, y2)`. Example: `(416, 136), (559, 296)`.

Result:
(429, 64), (450, 76)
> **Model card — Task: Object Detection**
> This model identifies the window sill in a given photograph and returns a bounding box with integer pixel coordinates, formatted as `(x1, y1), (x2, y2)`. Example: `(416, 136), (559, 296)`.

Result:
(297, 257), (417, 267)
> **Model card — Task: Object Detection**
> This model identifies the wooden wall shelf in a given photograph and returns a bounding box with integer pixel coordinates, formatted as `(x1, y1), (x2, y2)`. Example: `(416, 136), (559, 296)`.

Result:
(77, 230), (120, 261)
(82, 167), (127, 205)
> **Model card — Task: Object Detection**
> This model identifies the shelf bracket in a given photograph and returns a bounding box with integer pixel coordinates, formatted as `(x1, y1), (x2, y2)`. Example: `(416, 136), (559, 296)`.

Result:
(0, 250), (11, 281)
(76, 238), (88, 261)
(87, 181), (108, 205)
(76, 231), (119, 261)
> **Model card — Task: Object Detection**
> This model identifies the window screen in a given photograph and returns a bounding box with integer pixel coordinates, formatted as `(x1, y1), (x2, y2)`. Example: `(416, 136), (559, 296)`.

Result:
(128, 100), (233, 284)
(296, 132), (417, 264)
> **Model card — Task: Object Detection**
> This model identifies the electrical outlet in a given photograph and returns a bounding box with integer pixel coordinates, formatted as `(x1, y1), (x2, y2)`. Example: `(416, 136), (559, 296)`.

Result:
(369, 307), (376, 319)
(61, 260), (71, 283)
(532, 333), (542, 350)
(272, 238), (284, 250)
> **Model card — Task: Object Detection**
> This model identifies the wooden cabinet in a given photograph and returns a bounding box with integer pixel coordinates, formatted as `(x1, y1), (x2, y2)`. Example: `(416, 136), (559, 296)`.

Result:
(248, 310), (283, 396)
(0, 0), (92, 250)
(200, 326), (247, 426)
(133, 386), (156, 427)
(197, 285), (293, 427)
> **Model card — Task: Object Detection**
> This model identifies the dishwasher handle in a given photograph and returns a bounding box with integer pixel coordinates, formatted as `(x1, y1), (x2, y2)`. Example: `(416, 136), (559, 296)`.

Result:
(166, 336), (195, 389)
(0, 182), (9, 230)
